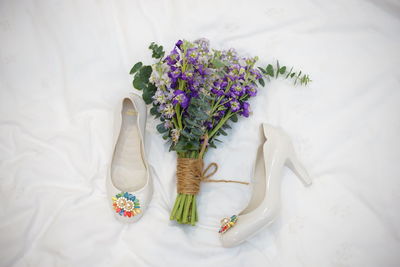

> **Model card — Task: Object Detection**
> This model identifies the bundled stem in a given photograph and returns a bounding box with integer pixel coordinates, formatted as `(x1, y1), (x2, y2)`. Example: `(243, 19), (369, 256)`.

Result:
(170, 193), (198, 225)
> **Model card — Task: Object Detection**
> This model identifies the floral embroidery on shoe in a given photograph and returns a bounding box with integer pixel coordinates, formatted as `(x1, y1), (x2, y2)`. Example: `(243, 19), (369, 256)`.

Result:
(112, 192), (141, 217)
(218, 215), (238, 234)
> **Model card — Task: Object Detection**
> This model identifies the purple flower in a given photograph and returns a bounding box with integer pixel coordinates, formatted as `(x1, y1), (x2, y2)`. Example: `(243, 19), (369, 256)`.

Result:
(211, 87), (224, 96)
(175, 40), (183, 50)
(230, 84), (245, 97)
(168, 67), (181, 81)
(229, 99), (240, 112)
(172, 90), (189, 108)
(186, 48), (199, 64)
(196, 65), (209, 77)
(164, 120), (173, 129)
(240, 102), (250, 117)
(165, 49), (180, 65)
(194, 38), (210, 52)
(250, 69), (262, 80)
(245, 85), (257, 97)
(204, 121), (213, 129)
(213, 109), (226, 124)
(181, 71), (194, 81)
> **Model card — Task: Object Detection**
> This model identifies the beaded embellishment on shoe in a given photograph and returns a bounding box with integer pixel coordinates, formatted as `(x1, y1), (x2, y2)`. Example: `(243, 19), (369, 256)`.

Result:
(218, 215), (238, 234)
(112, 192), (141, 217)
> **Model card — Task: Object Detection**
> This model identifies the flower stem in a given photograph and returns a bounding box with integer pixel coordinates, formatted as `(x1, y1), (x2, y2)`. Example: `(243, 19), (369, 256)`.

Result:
(175, 104), (183, 130)
(170, 194), (181, 220)
(191, 195), (196, 225)
(182, 194), (192, 224)
(208, 110), (233, 138)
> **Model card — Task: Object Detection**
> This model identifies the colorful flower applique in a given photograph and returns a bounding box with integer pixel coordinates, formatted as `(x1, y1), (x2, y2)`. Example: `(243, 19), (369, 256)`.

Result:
(112, 192), (141, 217)
(218, 215), (238, 234)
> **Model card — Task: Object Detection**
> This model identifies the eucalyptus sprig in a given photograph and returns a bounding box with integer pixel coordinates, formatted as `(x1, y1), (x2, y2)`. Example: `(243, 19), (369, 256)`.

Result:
(257, 61), (312, 86)
(130, 44), (166, 104)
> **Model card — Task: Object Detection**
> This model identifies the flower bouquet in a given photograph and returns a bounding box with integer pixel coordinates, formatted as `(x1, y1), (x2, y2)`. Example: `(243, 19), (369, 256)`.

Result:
(130, 38), (310, 225)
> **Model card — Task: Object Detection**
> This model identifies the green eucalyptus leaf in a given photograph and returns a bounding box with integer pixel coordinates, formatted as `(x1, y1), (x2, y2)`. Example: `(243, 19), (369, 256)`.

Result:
(279, 66), (286, 74)
(219, 129), (227, 136)
(174, 139), (188, 152)
(258, 78), (265, 87)
(150, 106), (159, 116)
(222, 123), (232, 129)
(209, 141), (217, 148)
(191, 128), (203, 137)
(276, 61), (280, 78)
(142, 88), (153, 104)
(133, 75), (147, 90)
(257, 67), (267, 75)
(156, 123), (168, 134)
(139, 65), (152, 82)
(162, 133), (170, 140)
(181, 130), (194, 140)
(266, 64), (274, 77)
(230, 114), (238, 122)
(183, 140), (200, 150)
(130, 62), (143, 75)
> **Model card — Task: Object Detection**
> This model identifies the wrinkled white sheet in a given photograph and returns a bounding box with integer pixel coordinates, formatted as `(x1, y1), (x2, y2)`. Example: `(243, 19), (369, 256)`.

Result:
(1, 0), (399, 266)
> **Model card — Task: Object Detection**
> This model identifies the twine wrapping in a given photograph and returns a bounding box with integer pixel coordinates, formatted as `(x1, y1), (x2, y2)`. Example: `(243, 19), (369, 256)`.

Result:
(176, 158), (249, 195)
(176, 134), (249, 195)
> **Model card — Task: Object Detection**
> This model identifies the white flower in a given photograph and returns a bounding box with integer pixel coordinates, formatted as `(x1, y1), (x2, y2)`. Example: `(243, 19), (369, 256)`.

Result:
(171, 129), (180, 144)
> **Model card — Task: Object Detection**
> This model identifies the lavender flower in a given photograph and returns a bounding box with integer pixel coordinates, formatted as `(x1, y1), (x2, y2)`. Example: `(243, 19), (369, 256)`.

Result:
(172, 90), (189, 108)
(171, 129), (180, 144)
(240, 102), (250, 117)
(228, 99), (241, 112)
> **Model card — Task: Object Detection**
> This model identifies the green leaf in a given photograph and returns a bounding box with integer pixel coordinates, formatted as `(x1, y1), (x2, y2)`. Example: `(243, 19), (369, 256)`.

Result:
(285, 67), (294, 78)
(230, 114), (238, 122)
(133, 74), (147, 90)
(139, 65), (152, 82)
(149, 42), (165, 59)
(279, 66), (286, 74)
(174, 139), (188, 152)
(183, 140), (200, 150)
(142, 88), (153, 104)
(219, 129), (227, 136)
(257, 67), (267, 75)
(211, 58), (226, 69)
(276, 61), (280, 78)
(184, 118), (201, 128)
(266, 64), (274, 77)
(258, 78), (265, 87)
(181, 130), (194, 140)
(222, 123), (232, 129)
(162, 133), (169, 140)
(191, 128), (203, 137)
(290, 72), (296, 78)
(209, 141), (217, 148)
(147, 82), (157, 94)
(156, 123), (168, 134)
(150, 106), (159, 116)
(130, 62), (143, 74)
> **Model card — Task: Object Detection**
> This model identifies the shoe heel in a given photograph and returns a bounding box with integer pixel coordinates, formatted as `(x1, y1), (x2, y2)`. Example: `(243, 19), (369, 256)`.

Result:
(285, 144), (312, 186)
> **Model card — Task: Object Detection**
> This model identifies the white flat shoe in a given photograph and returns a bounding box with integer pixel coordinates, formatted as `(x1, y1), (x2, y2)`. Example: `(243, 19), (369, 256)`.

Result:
(219, 123), (312, 247)
(106, 93), (152, 223)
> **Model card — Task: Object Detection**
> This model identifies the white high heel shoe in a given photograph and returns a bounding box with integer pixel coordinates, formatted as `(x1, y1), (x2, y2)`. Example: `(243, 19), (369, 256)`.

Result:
(106, 93), (152, 223)
(219, 123), (312, 247)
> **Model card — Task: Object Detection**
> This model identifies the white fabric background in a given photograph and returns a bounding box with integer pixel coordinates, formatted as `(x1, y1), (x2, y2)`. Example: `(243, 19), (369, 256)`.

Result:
(1, 0), (399, 266)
